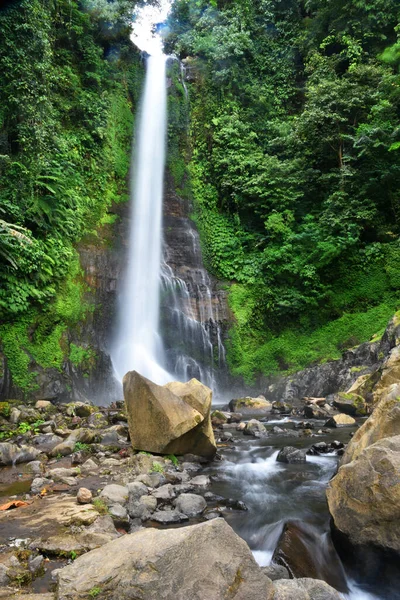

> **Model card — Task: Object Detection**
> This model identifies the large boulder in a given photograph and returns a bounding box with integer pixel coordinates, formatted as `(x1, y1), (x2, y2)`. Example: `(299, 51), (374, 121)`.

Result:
(341, 395), (400, 465)
(56, 519), (274, 600)
(324, 414), (356, 428)
(373, 345), (400, 404)
(332, 392), (367, 416)
(229, 396), (272, 415)
(0, 442), (41, 466)
(123, 372), (216, 458)
(327, 435), (400, 552)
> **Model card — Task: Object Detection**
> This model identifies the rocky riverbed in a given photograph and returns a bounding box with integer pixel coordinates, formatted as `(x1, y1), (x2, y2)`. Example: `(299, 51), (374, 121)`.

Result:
(0, 394), (365, 599)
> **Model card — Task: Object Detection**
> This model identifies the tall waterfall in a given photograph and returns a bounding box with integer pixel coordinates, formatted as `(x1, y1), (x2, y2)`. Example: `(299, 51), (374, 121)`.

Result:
(111, 53), (171, 385)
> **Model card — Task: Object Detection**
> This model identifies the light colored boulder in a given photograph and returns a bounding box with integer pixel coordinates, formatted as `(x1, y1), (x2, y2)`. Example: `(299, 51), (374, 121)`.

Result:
(327, 435), (400, 552)
(0, 442), (41, 466)
(272, 578), (344, 600)
(324, 414), (356, 427)
(56, 519), (274, 600)
(77, 488), (92, 505)
(35, 400), (52, 410)
(123, 371), (216, 458)
(341, 396), (400, 465)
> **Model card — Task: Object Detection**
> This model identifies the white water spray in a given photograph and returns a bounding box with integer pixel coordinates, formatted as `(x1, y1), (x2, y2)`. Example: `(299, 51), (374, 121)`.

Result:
(112, 50), (171, 384)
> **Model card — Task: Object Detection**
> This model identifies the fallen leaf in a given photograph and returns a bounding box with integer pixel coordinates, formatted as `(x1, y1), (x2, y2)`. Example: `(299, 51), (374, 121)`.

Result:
(0, 500), (30, 511)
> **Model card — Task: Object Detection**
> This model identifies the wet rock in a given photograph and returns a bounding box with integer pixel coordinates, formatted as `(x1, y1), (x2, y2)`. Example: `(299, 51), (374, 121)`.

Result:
(49, 439), (75, 457)
(127, 500), (150, 520)
(77, 488), (93, 504)
(276, 447), (307, 464)
(324, 414), (356, 427)
(173, 493), (206, 517)
(100, 484), (128, 506)
(150, 510), (189, 524)
(229, 396), (273, 416)
(294, 421), (314, 430)
(261, 564), (290, 581)
(244, 419), (267, 437)
(272, 402), (292, 414)
(272, 578), (344, 600)
(189, 475), (210, 488)
(28, 555), (44, 576)
(124, 372), (216, 458)
(272, 521), (348, 592)
(66, 402), (95, 418)
(303, 404), (333, 419)
(327, 434), (400, 552)
(25, 460), (43, 474)
(0, 442), (41, 466)
(211, 410), (229, 427)
(225, 499), (248, 511)
(56, 519), (273, 600)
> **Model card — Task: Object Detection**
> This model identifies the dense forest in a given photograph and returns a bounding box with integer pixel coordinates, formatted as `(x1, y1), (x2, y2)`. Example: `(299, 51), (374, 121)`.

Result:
(1, 0), (400, 392)
(0, 0), (142, 392)
(166, 0), (400, 382)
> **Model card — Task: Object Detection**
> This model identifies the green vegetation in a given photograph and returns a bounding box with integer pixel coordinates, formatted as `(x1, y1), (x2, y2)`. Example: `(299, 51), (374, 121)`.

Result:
(151, 461), (164, 473)
(166, 454), (179, 467)
(74, 442), (91, 453)
(89, 587), (102, 598)
(17, 420), (44, 435)
(92, 498), (109, 515)
(167, 0), (400, 382)
(0, 0), (142, 391)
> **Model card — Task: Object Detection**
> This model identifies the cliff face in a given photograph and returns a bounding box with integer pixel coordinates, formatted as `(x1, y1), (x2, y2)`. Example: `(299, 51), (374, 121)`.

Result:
(0, 172), (232, 403)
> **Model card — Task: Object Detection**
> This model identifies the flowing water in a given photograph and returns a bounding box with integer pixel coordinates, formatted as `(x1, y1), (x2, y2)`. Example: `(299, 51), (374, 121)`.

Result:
(111, 0), (228, 393)
(207, 418), (390, 600)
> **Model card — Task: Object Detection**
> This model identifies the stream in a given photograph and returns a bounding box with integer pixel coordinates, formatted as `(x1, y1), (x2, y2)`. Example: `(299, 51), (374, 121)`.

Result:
(206, 416), (384, 600)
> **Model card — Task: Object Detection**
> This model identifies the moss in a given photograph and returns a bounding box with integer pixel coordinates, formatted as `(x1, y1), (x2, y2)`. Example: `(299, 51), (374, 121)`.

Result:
(0, 401), (10, 417)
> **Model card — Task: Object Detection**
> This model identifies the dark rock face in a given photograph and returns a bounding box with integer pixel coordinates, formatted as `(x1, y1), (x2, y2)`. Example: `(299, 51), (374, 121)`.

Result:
(272, 521), (348, 593)
(263, 318), (400, 404)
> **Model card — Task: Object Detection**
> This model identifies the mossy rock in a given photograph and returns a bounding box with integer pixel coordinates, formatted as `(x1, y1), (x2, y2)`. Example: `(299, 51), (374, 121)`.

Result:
(0, 401), (10, 418)
(333, 392), (367, 416)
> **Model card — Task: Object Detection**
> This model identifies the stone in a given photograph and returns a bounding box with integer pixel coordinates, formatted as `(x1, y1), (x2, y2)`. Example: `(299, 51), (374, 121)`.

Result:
(152, 483), (176, 501)
(9, 408), (21, 424)
(28, 555), (44, 575)
(0, 442), (41, 466)
(272, 522), (348, 591)
(49, 439), (75, 457)
(211, 410), (229, 426)
(327, 435), (400, 552)
(229, 397), (273, 416)
(35, 400), (52, 410)
(341, 395), (400, 465)
(276, 447), (307, 464)
(124, 371), (216, 458)
(100, 484), (128, 506)
(139, 495), (157, 512)
(56, 519), (274, 600)
(109, 503), (128, 520)
(261, 564), (290, 581)
(0, 564), (9, 586)
(272, 578), (343, 600)
(303, 404), (333, 419)
(127, 481), (148, 501)
(189, 475), (210, 488)
(81, 458), (98, 474)
(173, 493), (207, 517)
(332, 392), (367, 416)
(31, 477), (52, 495)
(271, 401), (292, 414)
(243, 419), (267, 437)
(77, 488), (92, 504)
(66, 402), (95, 418)
(150, 509), (188, 524)
(25, 460), (43, 474)
(324, 414), (356, 427)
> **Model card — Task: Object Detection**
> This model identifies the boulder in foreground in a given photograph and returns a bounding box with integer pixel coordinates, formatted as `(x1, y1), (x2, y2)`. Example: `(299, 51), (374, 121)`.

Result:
(123, 371), (216, 458)
(56, 519), (274, 600)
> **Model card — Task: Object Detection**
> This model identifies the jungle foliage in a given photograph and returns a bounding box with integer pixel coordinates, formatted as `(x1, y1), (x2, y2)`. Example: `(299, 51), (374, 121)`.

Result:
(166, 0), (400, 382)
(0, 0), (141, 390)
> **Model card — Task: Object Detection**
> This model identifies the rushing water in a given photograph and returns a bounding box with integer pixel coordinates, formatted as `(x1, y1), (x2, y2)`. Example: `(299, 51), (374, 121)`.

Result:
(208, 418), (391, 600)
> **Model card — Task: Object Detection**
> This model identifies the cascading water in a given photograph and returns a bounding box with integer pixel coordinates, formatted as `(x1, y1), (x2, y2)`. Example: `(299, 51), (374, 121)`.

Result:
(111, 0), (228, 392)
(111, 51), (171, 385)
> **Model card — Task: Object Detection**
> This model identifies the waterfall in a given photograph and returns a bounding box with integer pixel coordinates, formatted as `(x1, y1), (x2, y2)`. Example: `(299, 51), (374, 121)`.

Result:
(111, 53), (171, 385)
